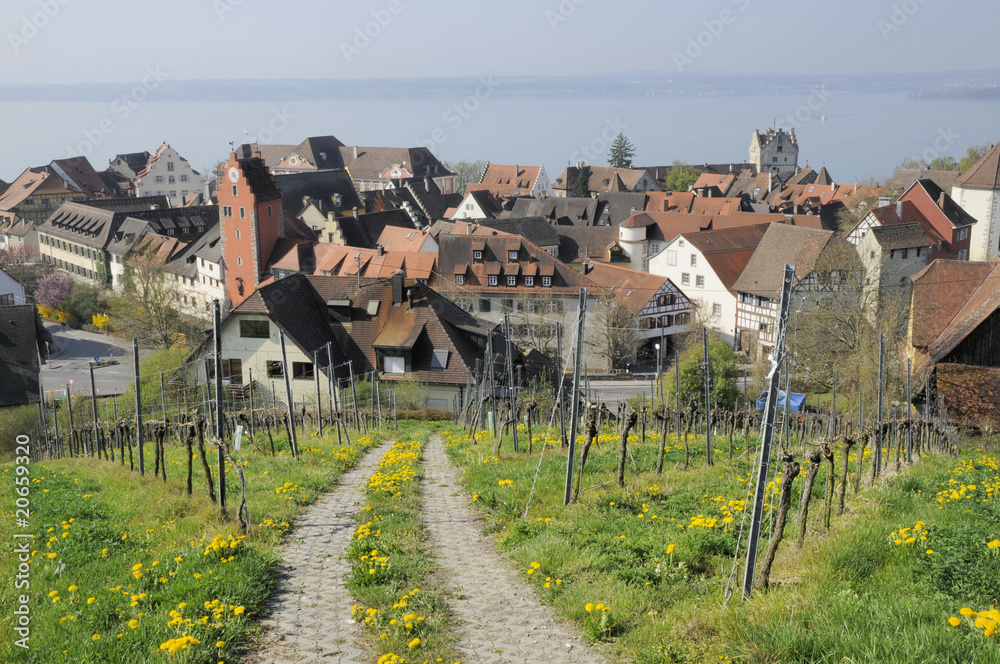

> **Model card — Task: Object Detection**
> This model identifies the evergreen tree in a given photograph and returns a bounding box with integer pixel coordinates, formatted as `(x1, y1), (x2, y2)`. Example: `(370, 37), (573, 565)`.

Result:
(571, 166), (591, 198)
(608, 133), (636, 169)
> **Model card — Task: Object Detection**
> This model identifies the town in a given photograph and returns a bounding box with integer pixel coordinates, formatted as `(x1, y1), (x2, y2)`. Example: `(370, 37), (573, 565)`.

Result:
(2, 128), (998, 428)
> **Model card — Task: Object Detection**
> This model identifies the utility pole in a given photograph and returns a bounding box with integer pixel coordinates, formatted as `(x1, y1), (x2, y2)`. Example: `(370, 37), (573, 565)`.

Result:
(349, 360), (361, 431)
(742, 264), (794, 600)
(564, 288), (587, 505)
(89, 362), (100, 458)
(65, 384), (75, 454)
(906, 358), (913, 464)
(278, 328), (299, 458)
(556, 322), (567, 448)
(248, 367), (255, 438)
(160, 372), (167, 425)
(133, 338), (143, 475)
(213, 301), (226, 509)
(875, 333), (886, 477)
(703, 327), (713, 466)
(314, 350), (323, 437)
(830, 369), (838, 438)
(504, 313), (518, 453)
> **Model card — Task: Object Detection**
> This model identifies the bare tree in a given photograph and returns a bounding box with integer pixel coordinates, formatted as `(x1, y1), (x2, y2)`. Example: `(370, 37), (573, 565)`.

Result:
(508, 291), (562, 360)
(112, 245), (190, 347)
(592, 288), (637, 372)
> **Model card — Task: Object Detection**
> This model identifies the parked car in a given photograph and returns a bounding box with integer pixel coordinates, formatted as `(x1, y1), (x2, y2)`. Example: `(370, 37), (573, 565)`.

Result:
(755, 390), (806, 412)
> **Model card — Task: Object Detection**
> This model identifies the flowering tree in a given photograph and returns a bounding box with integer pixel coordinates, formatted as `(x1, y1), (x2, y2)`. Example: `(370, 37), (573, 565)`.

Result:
(34, 272), (76, 312)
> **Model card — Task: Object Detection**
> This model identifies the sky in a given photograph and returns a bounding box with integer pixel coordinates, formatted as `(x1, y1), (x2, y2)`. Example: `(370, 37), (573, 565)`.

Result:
(2, 0), (998, 84)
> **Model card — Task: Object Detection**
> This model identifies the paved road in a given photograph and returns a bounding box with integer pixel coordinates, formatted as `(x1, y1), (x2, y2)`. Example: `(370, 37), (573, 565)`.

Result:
(41, 323), (141, 397)
(579, 374), (757, 408)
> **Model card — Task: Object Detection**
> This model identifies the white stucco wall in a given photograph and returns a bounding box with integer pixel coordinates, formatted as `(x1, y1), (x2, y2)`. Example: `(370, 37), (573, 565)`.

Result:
(953, 185), (1000, 262)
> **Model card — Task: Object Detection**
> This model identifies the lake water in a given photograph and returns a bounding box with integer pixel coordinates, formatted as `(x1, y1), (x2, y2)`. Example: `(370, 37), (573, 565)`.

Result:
(2, 92), (998, 185)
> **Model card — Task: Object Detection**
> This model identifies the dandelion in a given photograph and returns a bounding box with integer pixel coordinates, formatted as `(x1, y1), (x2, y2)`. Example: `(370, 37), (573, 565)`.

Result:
(926, 549), (934, 555)
(67, 585), (78, 592)
(666, 543), (676, 555)
(92, 634), (101, 642)
(408, 637), (421, 648)
(949, 616), (961, 626)
(585, 603), (595, 612)
(216, 640), (226, 648)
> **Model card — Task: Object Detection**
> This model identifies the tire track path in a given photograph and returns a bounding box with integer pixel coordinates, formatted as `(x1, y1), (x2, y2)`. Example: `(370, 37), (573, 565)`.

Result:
(422, 436), (608, 664)
(248, 440), (393, 664)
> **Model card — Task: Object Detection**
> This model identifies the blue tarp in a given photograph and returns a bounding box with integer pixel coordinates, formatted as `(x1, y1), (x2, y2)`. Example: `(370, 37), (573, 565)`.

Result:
(756, 390), (807, 412)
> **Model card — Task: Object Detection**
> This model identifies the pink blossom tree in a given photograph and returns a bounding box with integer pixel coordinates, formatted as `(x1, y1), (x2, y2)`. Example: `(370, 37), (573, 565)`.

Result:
(34, 272), (76, 312)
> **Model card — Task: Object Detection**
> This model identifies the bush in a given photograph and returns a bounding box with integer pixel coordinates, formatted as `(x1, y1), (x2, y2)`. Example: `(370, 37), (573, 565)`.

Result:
(397, 408), (453, 421)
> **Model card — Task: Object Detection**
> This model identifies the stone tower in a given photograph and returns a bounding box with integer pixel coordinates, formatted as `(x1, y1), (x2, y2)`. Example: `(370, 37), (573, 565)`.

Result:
(750, 128), (799, 180)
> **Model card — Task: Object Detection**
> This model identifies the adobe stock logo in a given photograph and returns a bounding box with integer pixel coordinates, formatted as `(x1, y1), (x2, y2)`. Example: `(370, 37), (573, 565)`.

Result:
(340, 0), (411, 64)
(672, 0), (752, 72)
(8, 0), (73, 53)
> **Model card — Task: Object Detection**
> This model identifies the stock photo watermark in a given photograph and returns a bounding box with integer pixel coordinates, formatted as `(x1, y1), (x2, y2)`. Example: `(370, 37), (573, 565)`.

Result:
(782, 87), (830, 129)
(340, 0), (412, 63)
(569, 117), (628, 166)
(213, 0), (246, 21)
(915, 127), (959, 164)
(877, 0), (931, 40)
(12, 434), (35, 650)
(673, 0), (752, 72)
(246, 107), (296, 145)
(417, 76), (501, 154)
(545, 0), (588, 31)
(63, 66), (169, 161)
(8, 0), (73, 53)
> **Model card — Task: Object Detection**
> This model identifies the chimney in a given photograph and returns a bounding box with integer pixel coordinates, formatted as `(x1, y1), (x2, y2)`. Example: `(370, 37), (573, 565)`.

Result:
(377, 244), (385, 257)
(253, 146), (262, 159)
(424, 175), (433, 190)
(896, 200), (904, 219)
(938, 192), (946, 209)
(768, 172), (773, 192)
(391, 272), (404, 305)
(466, 222), (473, 235)
(407, 286), (415, 311)
(353, 146), (359, 160)
(352, 207), (359, 220)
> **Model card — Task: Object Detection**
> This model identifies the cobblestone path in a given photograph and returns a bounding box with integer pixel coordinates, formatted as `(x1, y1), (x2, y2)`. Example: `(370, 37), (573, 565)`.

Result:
(421, 436), (609, 664)
(248, 441), (393, 664)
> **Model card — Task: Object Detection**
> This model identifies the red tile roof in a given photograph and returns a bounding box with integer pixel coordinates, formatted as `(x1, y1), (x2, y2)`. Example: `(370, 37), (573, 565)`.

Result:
(953, 143), (1000, 189)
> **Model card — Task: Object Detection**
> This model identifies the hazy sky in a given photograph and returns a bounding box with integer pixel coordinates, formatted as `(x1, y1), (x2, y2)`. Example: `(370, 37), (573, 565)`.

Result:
(2, 0), (996, 84)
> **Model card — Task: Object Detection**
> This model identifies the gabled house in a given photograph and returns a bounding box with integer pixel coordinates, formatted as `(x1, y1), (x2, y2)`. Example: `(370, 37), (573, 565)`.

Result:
(582, 262), (692, 364)
(467, 218), (560, 256)
(210, 272), (545, 409)
(268, 242), (438, 283)
(556, 225), (625, 269)
(856, 222), (934, 314)
(468, 163), (553, 199)
(733, 224), (851, 360)
(341, 145), (456, 194)
(0, 305), (49, 407)
(552, 163), (659, 198)
(506, 196), (605, 226)
(897, 179), (976, 261)
(951, 142), (1000, 262)
(0, 267), (27, 306)
(0, 167), (86, 243)
(450, 190), (505, 220)
(648, 223), (771, 345)
(376, 227), (438, 254)
(134, 144), (202, 207)
(907, 258), (1000, 426)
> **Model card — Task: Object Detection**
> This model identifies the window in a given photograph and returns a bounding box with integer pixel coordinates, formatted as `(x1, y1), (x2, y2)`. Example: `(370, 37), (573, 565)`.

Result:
(169, 191), (176, 198)
(180, 175), (188, 183)
(958, 227), (969, 241)
(772, 157), (778, 163)
(0, 293), (15, 306)
(690, 254), (697, 267)
(678, 240), (685, 247)
(473, 250), (482, 260)
(916, 247), (922, 256)
(525, 276), (534, 287)
(292, 362), (314, 380)
(479, 298), (491, 312)
(650, 243), (660, 254)
(456, 274), (464, 285)
(235, 229), (241, 240)
(759, 322), (769, 333)
(890, 249), (895, 259)
(681, 273), (690, 285)
(958, 249), (968, 260)
(666, 250), (677, 266)
(267, 205), (273, 217)
(239, 207), (246, 219)
(696, 275), (705, 288)
(508, 250), (518, 260)
(232, 185), (238, 197)
(507, 276), (516, 287)
(542, 276), (552, 287)
(223, 206), (233, 217)
(266, 360), (284, 378)
(501, 298), (513, 310)
(901, 248), (908, 259)
(489, 275), (498, 286)
(870, 250), (876, 259)
(384, 355), (405, 374)
(168, 176), (175, 184)
(155, 175), (164, 184)
(430, 350), (449, 371)
(167, 162), (175, 171)
(236, 256), (242, 266)
(465, 203), (473, 210)
(239, 319), (270, 338)
(713, 303), (722, 316)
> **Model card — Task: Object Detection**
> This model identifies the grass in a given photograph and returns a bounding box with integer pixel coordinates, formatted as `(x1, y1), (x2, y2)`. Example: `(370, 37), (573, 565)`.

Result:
(344, 425), (461, 663)
(0, 424), (383, 663)
(441, 421), (1000, 664)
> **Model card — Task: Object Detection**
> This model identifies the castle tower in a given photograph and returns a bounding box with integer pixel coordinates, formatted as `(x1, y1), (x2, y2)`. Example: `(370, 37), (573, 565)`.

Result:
(218, 151), (284, 306)
(750, 128), (799, 180)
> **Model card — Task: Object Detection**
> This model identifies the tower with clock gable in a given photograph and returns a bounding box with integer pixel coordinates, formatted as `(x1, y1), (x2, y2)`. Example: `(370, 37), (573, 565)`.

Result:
(219, 149), (284, 307)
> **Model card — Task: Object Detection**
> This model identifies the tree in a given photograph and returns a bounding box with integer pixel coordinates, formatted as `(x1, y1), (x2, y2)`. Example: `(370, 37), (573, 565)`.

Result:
(112, 246), (196, 348)
(664, 330), (740, 409)
(960, 145), (990, 174)
(571, 166), (591, 198)
(64, 281), (107, 327)
(929, 156), (959, 171)
(35, 272), (76, 313)
(662, 160), (699, 192)
(0, 244), (53, 300)
(446, 160), (487, 194)
(508, 291), (562, 360)
(593, 289), (637, 372)
(608, 133), (636, 169)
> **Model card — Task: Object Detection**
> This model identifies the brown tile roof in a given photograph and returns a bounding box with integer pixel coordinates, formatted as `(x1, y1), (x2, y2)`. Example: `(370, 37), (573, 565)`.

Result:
(681, 223), (772, 293)
(340, 146), (453, 181)
(556, 225), (621, 264)
(909, 259), (998, 349)
(583, 262), (678, 315)
(692, 173), (735, 194)
(553, 165), (655, 193)
(475, 163), (543, 196)
(0, 167), (79, 212)
(376, 226), (433, 252)
(620, 210), (824, 243)
(869, 222), (934, 251)
(953, 143), (1000, 189)
(732, 224), (836, 298)
(925, 261), (1000, 369)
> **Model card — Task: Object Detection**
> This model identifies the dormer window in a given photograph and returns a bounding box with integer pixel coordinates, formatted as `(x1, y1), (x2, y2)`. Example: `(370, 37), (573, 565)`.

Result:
(488, 275), (498, 286)
(507, 276), (516, 287)
(542, 276), (552, 287)
(525, 276), (534, 287)
(473, 250), (483, 260)
(456, 274), (464, 285)
(508, 250), (518, 261)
